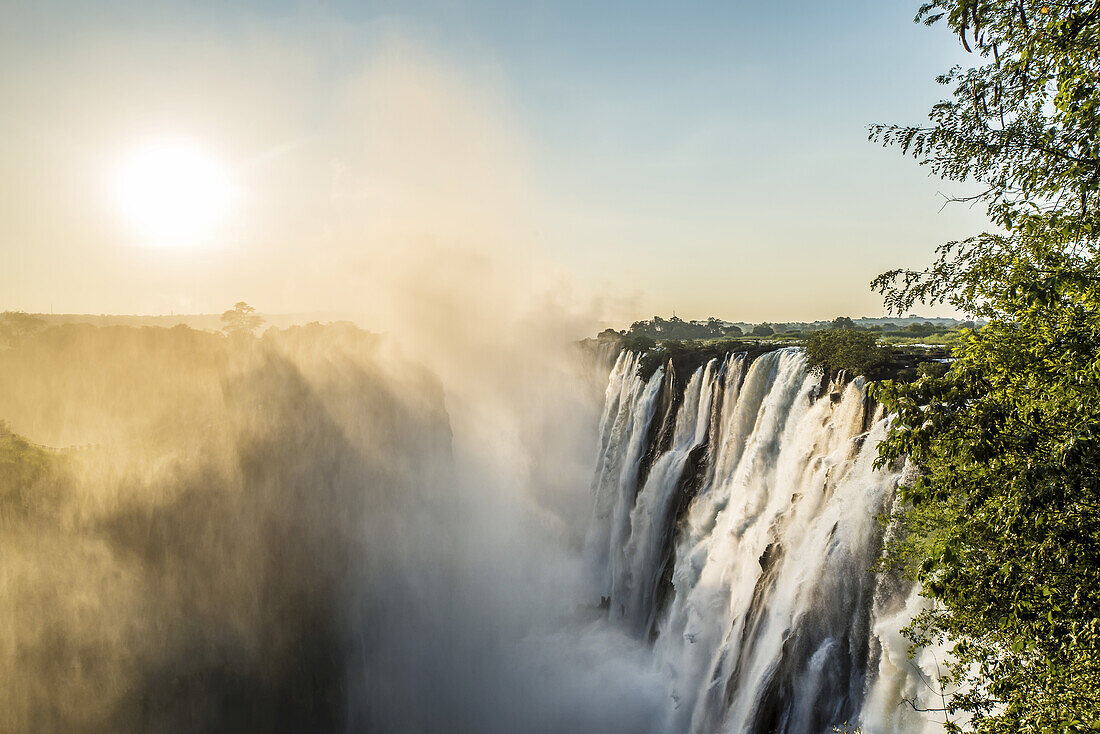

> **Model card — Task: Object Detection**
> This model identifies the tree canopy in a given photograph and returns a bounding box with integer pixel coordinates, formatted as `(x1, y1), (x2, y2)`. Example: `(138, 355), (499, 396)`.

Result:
(220, 302), (265, 338)
(871, 2), (1100, 731)
(804, 328), (888, 379)
(751, 323), (774, 337)
(626, 315), (743, 341)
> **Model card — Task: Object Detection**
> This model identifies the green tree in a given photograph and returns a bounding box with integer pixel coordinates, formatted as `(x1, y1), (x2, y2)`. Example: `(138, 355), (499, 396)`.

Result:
(621, 333), (656, 352)
(831, 316), (856, 330)
(804, 328), (887, 378)
(751, 323), (774, 337)
(220, 302), (265, 338)
(871, 2), (1100, 731)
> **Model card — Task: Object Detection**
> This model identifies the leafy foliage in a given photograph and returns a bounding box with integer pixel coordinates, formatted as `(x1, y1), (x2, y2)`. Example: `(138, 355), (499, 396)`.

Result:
(751, 323), (775, 337)
(871, 1), (1100, 731)
(873, 301), (1100, 732)
(620, 333), (657, 352)
(627, 315), (743, 340)
(804, 328), (888, 378)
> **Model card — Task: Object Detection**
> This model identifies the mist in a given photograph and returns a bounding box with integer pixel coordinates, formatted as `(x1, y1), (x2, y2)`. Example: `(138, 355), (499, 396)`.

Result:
(0, 22), (692, 726)
(0, 6), (949, 733)
(0, 310), (684, 734)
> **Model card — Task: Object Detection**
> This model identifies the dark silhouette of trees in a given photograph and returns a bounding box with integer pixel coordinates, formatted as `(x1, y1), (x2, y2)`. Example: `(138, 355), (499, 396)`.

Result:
(751, 324), (774, 337)
(0, 311), (46, 349)
(220, 302), (264, 338)
(627, 316), (743, 341)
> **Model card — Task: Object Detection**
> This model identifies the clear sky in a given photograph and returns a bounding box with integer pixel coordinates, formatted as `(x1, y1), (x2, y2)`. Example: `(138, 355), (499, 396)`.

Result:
(0, 0), (990, 324)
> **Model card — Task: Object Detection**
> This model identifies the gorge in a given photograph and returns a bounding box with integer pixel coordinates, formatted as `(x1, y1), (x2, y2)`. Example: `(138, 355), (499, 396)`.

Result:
(0, 323), (945, 734)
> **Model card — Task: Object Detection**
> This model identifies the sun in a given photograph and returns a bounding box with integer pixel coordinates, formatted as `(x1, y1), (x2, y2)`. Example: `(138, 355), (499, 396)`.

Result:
(111, 139), (237, 247)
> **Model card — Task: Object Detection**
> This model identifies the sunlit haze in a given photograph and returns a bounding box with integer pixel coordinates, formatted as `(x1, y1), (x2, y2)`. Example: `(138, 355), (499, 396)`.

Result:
(110, 139), (237, 248)
(1, 0), (988, 324)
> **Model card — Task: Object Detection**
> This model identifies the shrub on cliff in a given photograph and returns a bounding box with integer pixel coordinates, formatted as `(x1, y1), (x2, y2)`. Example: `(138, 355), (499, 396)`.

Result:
(620, 333), (656, 353)
(804, 329), (887, 377)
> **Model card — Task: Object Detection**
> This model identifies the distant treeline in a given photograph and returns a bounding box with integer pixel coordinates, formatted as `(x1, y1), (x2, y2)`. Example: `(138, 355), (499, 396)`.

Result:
(0, 305), (372, 351)
(609, 314), (976, 350)
(0, 309), (370, 339)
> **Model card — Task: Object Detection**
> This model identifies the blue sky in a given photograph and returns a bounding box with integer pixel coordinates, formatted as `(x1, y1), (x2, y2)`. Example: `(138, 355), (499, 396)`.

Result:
(0, 0), (989, 322)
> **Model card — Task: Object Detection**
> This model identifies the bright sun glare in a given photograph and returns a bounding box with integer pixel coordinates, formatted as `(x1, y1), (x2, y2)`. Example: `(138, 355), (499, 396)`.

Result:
(111, 139), (236, 247)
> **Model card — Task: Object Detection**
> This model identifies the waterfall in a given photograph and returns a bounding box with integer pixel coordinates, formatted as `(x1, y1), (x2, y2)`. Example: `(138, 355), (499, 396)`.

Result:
(586, 347), (943, 734)
(585, 351), (667, 598)
(611, 358), (718, 635)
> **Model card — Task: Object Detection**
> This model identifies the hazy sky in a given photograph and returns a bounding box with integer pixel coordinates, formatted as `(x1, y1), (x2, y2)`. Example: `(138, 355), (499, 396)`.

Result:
(1, 0), (990, 324)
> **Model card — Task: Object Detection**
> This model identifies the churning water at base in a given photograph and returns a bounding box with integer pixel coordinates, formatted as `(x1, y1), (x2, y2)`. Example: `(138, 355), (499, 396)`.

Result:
(585, 348), (947, 734)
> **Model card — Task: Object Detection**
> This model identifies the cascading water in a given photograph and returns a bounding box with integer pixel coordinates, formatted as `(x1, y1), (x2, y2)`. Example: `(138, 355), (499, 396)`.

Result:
(586, 350), (667, 600)
(613, 358), (718, 636)
(586, 347), (945, 734)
